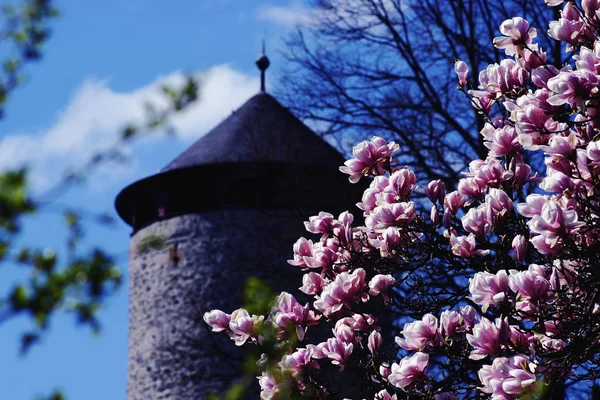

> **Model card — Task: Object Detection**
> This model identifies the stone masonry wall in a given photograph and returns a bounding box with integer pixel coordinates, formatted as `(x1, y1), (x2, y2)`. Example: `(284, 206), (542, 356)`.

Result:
(127, 209), (308, 400)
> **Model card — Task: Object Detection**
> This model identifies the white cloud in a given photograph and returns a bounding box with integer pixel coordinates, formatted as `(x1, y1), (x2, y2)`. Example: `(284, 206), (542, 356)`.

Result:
(0, 64), (260, 191)
(257, 2), (316, 27)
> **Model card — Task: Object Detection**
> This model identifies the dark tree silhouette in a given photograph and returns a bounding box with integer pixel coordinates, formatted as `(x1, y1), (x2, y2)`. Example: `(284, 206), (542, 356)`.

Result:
(278, 0), (561, 187)
(0, 2), (200, 399)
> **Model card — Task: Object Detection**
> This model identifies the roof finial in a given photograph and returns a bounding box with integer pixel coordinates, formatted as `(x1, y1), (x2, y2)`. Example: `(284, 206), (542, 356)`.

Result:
(255, 38), (270, 93)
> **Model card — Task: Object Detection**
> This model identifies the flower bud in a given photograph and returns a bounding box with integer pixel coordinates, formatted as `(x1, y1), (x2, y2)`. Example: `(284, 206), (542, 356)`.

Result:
(454, 60), (469, 86)
(430, 205), (440, 225)
(512, 234), (527, 261)
(368, 331), (383, 355)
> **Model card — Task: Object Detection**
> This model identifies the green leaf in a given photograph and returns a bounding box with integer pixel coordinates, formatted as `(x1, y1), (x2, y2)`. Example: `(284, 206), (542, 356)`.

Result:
(34, 248), (57, 272)
(223, 383), (246, 400)
(37, 389), (65, 400)
(17, 248), (30, 262)
(0, 240), (8, 260)
(243, 277), (277, 316)
(137, 234), (168, 253)
(10, 285), (28, 309)
(121, 125), (137, 139)
(64, 210), (79, 227)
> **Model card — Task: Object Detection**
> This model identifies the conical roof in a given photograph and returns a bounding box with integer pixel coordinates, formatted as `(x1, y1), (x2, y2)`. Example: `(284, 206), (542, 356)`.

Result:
(115, 89), (362, 232)
(161, 92), (345, 171)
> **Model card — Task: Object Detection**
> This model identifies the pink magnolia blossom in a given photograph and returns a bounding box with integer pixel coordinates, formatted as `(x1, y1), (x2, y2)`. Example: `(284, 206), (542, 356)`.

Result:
(370, 227), (405, 257)
(587, 140), (600, 163)
(485, 188), (514, 223)
(315, 337), (354, 370)
(279, 348), (319, 378)
(442, 209), (453, 229)
(374, 389), (397, 400)
(228, 308), (264, 346)
(366, 202), (417, 232)
(357, 176), (389, 213)
(511, 97), (556, 139)
(531, 66), (560, 91)
(493, 17), (537, 57)
(461, 205), (489, 236)
(516, 194), (548, 218)
(480, 118), (506, 140)
(537, 334), (566, 352)
(527, 198), (584, 254)
(467, 317), (511, 360)
(203, 309), (231, 332)
(384, 168), (416, 201)
(313, 268), (369, 316)
(444, 191), (466, 214)
(339, 136), (399, 183)
(396, 313), (441, 351)
(439, 310), (461, 338)
(547, 69), (599, 110)
(518, 43), (547, 71)
(475, 59), (529, 99)
(470, 93), (496, 114)
(304, 211), (334, 238)
(541, 132), (579, 176)
(450, 233), (490, 258)
(576, 147), (593, 181)
(549, 259), (577, 291)
(478, 355), (536, 397)
(485, 125), (521, 157)
(440, 307), (477, 339)
(469, 270), (510, 311)
(468, 158), (513, 190)
(541, 169), (575, 193)
(336, 314), (375, 332)
(388, 352), (429, 388)
(368, 274), (395, 298)
(548, 3), (585, 51)
(271, 292), (320, 339)
(459, 305), (478, 331)
(299, 272), (327, 295)
(575, 41), (600, 74)
(357, 189), (381, 214)
(288, 237), (314, 268)
(458, 177), (483, 198)
(333, 211), (355, 246)
(333, 323), (356, 344)
(512, 161), (541, 189)
(582, 0), (600, 18)
(508, 266), (550, 303)
(257, 372), (279, 400)
(302, 239), (340, 271)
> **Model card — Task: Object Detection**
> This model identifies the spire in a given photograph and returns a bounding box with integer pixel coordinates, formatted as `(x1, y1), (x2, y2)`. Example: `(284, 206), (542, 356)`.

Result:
(255, 39), (270, 93)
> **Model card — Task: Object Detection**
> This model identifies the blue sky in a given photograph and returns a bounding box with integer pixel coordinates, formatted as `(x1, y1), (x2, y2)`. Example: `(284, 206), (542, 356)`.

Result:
(0, 1), (313, 398)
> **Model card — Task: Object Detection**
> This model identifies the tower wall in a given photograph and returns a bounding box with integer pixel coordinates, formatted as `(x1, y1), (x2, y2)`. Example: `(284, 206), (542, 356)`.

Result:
(127, 209), (309, 399)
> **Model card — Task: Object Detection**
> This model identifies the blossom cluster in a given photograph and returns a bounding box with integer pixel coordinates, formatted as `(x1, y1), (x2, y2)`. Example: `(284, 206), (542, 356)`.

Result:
(205, 2), (600, 398)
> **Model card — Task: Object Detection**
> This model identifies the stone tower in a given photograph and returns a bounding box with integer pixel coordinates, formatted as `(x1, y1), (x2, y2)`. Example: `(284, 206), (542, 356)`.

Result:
(115, 55), (363, 399)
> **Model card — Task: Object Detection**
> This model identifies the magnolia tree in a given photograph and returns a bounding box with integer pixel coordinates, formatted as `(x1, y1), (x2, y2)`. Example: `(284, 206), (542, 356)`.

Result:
(204, 1), (600, 398)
